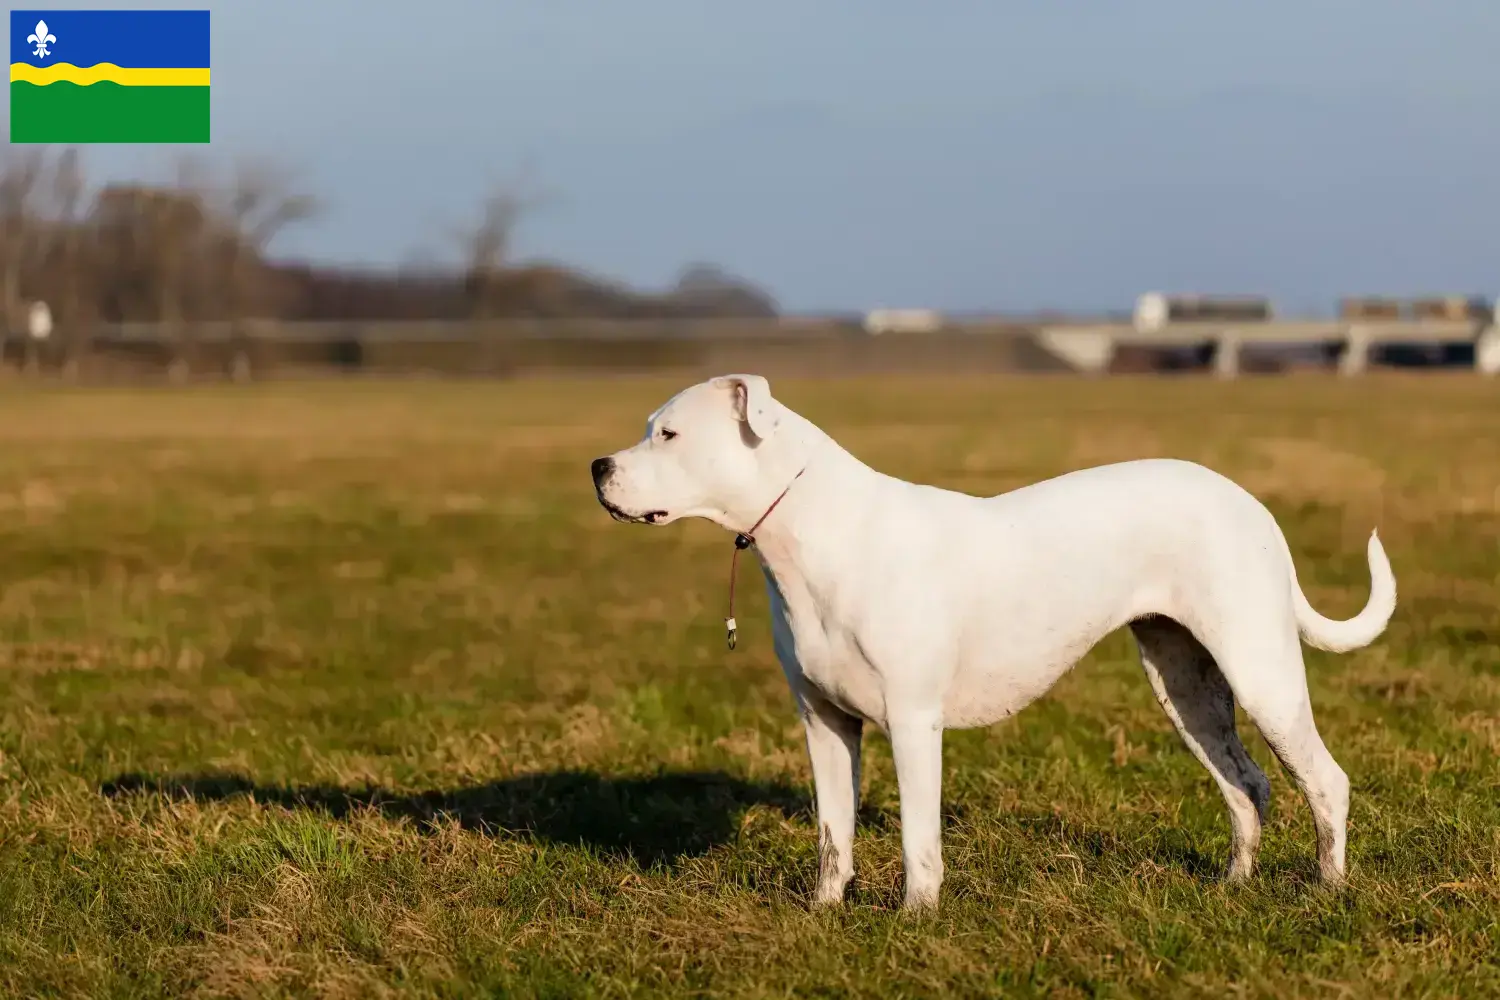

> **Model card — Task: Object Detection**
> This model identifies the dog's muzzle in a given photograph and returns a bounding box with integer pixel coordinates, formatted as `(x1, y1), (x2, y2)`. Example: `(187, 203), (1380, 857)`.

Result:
(591, 456), (666, 524)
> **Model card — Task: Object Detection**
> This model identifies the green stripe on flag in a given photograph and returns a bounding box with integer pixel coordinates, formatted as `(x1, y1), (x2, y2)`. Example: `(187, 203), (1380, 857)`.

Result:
(10, 81), (209, 143)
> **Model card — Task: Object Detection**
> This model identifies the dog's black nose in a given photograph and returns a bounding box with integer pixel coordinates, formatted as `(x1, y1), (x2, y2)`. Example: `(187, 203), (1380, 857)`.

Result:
(591, 456), (615, 487)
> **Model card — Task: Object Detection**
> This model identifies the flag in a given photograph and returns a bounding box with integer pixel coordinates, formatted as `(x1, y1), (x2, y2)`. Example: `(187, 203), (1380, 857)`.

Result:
(10, 9), (210, 143)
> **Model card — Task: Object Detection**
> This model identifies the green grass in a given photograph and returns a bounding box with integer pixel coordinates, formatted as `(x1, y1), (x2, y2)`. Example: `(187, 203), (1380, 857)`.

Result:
(9, 81), (209, 143)
(0, 374), (1495, 998)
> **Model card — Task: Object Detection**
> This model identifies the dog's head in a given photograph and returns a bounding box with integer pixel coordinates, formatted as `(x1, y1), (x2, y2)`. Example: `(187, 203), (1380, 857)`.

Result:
(591, 373), (785, 529)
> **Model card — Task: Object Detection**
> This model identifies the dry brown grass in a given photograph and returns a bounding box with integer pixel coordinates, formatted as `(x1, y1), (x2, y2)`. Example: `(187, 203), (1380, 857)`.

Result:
(0, 373), (1495, 998)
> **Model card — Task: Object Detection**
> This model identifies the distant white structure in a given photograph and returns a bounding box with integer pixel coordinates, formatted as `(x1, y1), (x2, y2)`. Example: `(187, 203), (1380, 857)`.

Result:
(1477, 305), (1500, 374)
(863, 308), (943, 336)
(1133, 292), (1273, 333)
(27, 301), (51, 341)
(1133, 292), (1171, 333)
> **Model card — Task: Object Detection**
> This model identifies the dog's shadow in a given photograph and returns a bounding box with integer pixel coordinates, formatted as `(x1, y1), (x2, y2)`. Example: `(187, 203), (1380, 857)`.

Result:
(100, 771), (1251, 883)
(101, 769), (811, 867)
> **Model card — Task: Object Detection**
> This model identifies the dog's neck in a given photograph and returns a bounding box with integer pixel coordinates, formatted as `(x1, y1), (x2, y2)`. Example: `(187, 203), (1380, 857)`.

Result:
(711, 408), (822, 531)
(717, 408), (868, 596)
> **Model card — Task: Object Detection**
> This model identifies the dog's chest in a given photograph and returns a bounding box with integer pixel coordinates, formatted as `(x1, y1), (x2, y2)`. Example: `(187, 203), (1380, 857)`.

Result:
(762, 564), (888, 726)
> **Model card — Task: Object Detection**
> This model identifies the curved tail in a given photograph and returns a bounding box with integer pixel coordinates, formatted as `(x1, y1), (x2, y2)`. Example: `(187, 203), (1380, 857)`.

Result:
(1293, 530), (1397, 653)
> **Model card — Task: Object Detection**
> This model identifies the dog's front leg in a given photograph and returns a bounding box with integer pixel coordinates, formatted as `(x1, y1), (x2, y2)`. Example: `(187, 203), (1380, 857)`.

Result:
(798, 690), (864, 907)
(889, 707), (945, 912)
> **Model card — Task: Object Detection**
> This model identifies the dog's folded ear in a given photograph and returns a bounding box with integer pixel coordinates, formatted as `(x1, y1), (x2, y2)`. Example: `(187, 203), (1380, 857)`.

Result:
(712, 373), (780, 442)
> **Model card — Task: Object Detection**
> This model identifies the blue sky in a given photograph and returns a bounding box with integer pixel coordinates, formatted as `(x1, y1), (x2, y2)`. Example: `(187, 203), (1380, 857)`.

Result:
(9, 0), (1500, 313)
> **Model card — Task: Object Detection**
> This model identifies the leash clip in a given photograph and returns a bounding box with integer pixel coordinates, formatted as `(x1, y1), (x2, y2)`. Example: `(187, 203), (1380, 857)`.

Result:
(727, 536), (750, 649)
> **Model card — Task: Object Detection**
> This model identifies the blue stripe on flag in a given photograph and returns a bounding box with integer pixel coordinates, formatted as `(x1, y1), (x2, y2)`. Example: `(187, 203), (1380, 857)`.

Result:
(10, 9), (210, 69)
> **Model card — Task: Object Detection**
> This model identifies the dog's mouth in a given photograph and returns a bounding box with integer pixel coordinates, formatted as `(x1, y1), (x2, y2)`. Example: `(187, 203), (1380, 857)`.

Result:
(598, 495), (669, 525)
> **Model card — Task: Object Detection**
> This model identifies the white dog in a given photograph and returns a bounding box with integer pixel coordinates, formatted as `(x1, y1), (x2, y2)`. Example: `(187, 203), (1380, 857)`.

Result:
(591, 374), (1396, 910)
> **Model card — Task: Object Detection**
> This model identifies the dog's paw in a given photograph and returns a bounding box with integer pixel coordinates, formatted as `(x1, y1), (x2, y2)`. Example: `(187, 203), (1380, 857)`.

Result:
(810, 882), (851, 910)
(899, 890), (941, 916)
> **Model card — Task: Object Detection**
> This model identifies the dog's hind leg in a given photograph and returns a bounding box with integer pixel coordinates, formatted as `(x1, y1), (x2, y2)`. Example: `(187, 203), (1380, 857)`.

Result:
(1209, 629), (1351, 887)
(1130, 616), (1272, 881)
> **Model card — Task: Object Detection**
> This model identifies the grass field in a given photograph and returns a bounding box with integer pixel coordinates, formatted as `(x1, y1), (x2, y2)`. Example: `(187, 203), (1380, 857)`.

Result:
(0, 374), (1496, 999)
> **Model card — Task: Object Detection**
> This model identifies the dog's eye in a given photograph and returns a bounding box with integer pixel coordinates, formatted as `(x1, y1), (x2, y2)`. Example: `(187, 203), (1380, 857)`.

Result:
(660, 428), (678, 441)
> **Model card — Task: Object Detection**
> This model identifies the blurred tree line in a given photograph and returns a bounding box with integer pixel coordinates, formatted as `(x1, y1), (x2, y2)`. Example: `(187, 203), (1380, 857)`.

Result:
(0, 147), (779, 357)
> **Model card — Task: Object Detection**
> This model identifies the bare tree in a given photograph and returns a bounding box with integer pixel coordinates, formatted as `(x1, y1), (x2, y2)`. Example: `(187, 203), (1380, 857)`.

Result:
(453, 171), (550, 320)
(0, 147), (97, 374)
(206, 157), (319, 380)
(90, 165), (212, 380)
(213, 157), (319, 321)
(83, 155), (315, 382)
(43, 147), (89, 374)
(0, 148), (49, 360)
